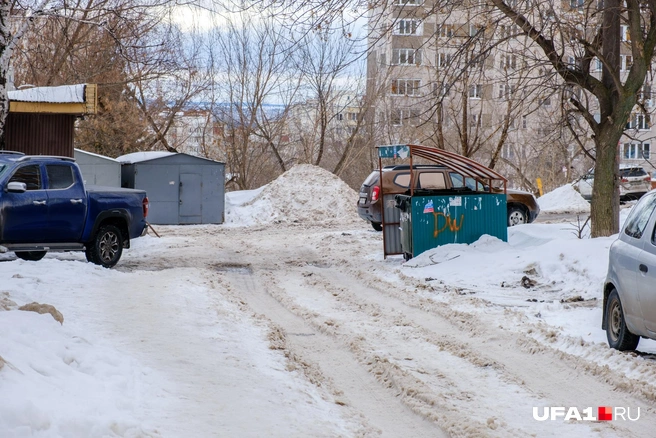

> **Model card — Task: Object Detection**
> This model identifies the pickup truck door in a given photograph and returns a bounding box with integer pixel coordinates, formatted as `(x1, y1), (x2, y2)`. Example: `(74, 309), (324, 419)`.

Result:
(44, 164), (87, 242)
(1, 164), (48, 242)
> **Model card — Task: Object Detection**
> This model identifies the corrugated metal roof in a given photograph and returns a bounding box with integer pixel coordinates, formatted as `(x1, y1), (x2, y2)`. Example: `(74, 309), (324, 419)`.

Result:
(377, 144), (508, 184)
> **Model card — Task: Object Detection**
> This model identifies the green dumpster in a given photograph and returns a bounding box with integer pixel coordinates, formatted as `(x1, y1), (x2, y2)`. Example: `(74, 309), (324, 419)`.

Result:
(395, 192), (507, 260)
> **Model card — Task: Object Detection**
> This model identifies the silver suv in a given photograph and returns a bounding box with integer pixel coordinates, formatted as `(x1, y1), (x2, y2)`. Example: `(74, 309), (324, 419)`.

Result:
(575, 166), (651, 200)
(603, 191), (656, 350)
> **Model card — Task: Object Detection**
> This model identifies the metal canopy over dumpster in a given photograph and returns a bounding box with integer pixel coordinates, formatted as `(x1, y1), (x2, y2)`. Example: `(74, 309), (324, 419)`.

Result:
(377, 144), (508, 259)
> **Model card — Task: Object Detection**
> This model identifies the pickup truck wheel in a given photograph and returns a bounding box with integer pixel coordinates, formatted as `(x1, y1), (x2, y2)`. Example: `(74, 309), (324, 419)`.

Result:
(87, 225), (123, 268)
(15, 251), (47, 261)
(371, 222), (382, 232)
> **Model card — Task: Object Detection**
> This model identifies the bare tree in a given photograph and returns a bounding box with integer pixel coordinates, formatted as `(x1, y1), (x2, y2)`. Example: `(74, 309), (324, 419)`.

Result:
(487, 0), (656, 236)
(292, 29), (362, 166)
(13, 0), (156, 157)
(210, 12), (298, 190)
(0, 0), (185, 150)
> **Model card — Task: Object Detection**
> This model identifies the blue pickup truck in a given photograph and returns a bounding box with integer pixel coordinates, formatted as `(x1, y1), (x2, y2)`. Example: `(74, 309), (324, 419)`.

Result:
(0, 152), (149, 267)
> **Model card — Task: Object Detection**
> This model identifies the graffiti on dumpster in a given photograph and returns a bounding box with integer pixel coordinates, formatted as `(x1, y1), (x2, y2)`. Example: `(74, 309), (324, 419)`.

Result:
(432, 212), (464, 238)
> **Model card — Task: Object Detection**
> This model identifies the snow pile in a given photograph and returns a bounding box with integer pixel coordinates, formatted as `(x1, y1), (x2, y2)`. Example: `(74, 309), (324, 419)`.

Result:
(403, 224), (613, 302)
(225, 164), (360, 226)
(0, 264), (165, 437)
(538, 184), (590, 213)
(0, 239), (358, 437)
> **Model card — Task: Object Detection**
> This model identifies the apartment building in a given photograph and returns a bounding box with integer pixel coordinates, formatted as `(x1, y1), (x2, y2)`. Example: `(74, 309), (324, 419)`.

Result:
(165, 109), (222, 159)
(366, 1), (656, 188)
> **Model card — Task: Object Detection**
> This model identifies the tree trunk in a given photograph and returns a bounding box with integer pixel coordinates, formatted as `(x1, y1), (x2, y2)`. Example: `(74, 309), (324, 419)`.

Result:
(591, 0), (622, 237)
(591, 133), (619, 236)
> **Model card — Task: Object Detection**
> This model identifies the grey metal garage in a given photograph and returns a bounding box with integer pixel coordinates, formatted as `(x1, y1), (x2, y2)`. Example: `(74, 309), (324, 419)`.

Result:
(118, 151), (225, 225)
(74, 148), (121, 187)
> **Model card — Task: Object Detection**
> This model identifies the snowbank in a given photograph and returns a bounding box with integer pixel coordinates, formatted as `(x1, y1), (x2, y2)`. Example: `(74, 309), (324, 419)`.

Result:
(538, 184), (590, 214)
(225, 164), (360, 226)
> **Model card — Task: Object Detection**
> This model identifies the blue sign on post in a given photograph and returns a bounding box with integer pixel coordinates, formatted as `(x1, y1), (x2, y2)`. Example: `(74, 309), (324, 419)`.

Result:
(378, 145), (410, 159)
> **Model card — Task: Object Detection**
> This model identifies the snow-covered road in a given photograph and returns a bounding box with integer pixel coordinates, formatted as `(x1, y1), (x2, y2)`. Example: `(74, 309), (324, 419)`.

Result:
(120, 222), (654, 437)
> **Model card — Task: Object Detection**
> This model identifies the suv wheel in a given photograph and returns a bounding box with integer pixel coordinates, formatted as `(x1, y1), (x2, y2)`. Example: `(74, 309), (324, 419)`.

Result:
(371, 222), (382, 232)
(507, 207), (527, 226)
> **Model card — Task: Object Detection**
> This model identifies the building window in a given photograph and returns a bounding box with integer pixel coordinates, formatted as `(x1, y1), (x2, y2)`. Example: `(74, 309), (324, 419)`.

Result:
(391, 109), (402, 125)
(394, 0), (423, 4)
(626, 113), (650, 130)
(621, 25), (631, 42)
(592, 58), (603, 72)
(640, 83), (653, 107)
(502, 143), (515, 159)
(390, 108), (419, 126)
(433, 83), (450, 97)
(623, 142), (650, 159)
(394, 19), (421, 35)
(391, 79), (421, 96)
(500, 54), (517, 70)
(347, 112), (358, 121)
(498, 24), (518, 39)
(439, 24), (454, 38)
(469, 24), (483, 36)
(522, 115), (527, 129)
(540, 96), (552, 106)
(621, 54), (633, 71)
(392, 48), (422, 65)
(469, 84), (482, 99)
(498, 83), (515, 99)
(437, 52), (452, 68)
(570, 0), (584, 8)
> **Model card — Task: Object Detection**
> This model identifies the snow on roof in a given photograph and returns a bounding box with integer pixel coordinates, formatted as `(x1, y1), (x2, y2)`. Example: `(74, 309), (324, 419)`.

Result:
(74, 148), (120, 162)
(116, 151), (176, 164)
(8, 84), (86, 103)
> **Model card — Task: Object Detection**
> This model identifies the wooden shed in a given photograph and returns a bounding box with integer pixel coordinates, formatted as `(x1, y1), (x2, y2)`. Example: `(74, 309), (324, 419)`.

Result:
(6, 84), (97, 157)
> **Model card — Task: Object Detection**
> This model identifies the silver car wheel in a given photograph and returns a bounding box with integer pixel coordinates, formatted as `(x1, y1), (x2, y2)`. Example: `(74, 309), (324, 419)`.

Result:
(609, 299), (622, 343)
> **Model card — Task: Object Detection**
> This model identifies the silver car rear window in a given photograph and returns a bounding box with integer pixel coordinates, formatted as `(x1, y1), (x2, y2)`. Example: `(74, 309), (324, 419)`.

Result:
(624, 193), (656, 239)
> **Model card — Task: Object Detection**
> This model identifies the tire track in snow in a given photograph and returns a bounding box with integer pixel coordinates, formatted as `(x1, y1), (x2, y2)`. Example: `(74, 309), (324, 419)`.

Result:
(213, 264), (446, 438)
(258, 264), (629, 438)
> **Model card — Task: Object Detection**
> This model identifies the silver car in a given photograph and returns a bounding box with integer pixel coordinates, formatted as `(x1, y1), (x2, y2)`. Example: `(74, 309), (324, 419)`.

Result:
(575, 166), (651, 201)
(603, 191), (656, 350)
